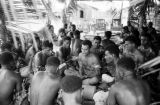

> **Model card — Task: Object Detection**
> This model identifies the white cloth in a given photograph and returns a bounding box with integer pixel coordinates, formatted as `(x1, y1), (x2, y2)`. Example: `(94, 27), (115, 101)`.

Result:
(93, 91), (109, 105)
(102, 74), (114, 83)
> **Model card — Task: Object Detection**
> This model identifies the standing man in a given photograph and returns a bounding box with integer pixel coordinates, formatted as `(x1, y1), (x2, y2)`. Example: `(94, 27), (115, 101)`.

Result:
(57, 37), (71, 63)
(107, 57), (150, 105)
(58, 28), (66, 46)
(0, 52), (22, 105)
(78, 40), (101, 85)
(30, 56), (61, 105)
(71, 30), (82, 56)
(67, 24), (76, 38)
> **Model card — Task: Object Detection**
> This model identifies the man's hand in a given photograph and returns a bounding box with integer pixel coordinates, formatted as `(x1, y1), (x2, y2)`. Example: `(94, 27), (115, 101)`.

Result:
(72, 56), (78, 61)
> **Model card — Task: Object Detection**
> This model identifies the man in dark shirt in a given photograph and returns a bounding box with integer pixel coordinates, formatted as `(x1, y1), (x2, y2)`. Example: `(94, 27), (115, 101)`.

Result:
(102, 31), (115, 49)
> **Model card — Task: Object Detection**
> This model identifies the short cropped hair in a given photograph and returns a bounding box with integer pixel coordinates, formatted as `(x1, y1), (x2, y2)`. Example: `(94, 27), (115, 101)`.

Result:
(71, 24), (76, 30)
(48, 24), (53, 30)
(117, 57), (135, 71)
(60, 76), (82, 93)
(42, 40), (50, 48)
(1, 42), (12, 51)
(46, 56), (60, 66)
(73, 30), (80, 39)
(125, 36), (138, 46)
(105, 31), (112, 39)
(0, 51), (14, 65)
(59, 28), (65, 33)
(123, 26), (129, 32)
(94, 36), (101, 42)
(105, 45), (120, 57)
(63, 36), (71, 41)
(82, 40), (92, 48)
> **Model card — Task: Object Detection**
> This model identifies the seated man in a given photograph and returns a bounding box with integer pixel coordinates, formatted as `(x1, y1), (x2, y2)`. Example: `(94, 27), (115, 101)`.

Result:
(25, 36), (41, 64)
(138, 33), (156, 62)
(90, 36), (104, 60)
(107, 57), (150, 105)
(33, 40), (53, 73)
(57, 36), (71, 63)
(30, 56), (61, 105)
(0, 52), (22, 105)
(123, 36), (144, 67)
(102, 31), (115, 49)
(60, 75), (82, 105)
(102, 45), (120, 77)
(78, 40), (101, 85)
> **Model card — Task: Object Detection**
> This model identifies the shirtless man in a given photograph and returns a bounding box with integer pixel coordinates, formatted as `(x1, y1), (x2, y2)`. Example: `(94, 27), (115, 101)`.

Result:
(71, 30), (82, 56)
(0, 52), (22, 105)
(60, 75), (82, 105)
(90, 36), (104, 60)
(123, 36), (144, 66)
(33, 40), (53, 73)
(78, 40), (101, 85)
(107, 57), (150, 105)
(102, 45), (120, 77)
(25, 36), (41, 64)
(58, 28), (66, 46)
(30, 56), (61, 105)
(58, 36), (71, 63)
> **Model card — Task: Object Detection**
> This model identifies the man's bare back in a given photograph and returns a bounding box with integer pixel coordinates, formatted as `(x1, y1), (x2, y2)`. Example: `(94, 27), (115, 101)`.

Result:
(107, 79), (150, 105)
(30, 71), (61, 105)
(0, 69), (22, 105)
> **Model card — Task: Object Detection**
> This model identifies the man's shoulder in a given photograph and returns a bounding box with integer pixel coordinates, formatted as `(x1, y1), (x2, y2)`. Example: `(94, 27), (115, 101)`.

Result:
(111, 80), (132, 91)
(33, 71), (45, 80)
(6, 71), (22, 82)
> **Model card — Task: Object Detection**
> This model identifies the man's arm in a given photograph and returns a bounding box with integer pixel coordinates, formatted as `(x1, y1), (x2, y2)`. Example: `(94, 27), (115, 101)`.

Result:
(16, 74), (22, 92)
(91, 55), (101, 76)
(58, 48), (65, 64)
(107, 84), (117, 105)
(34, 52), (41, 67)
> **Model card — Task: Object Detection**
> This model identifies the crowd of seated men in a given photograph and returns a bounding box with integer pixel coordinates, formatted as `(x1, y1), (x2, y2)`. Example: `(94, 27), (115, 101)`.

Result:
(0, 21), (160, 105)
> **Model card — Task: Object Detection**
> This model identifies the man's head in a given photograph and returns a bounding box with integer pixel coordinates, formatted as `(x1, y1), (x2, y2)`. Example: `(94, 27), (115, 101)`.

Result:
(64, 23), (68, 29)
(60, 76), (82, 104)
(34, 35), (41, 49)
(59, 28), (66, 39)
(45, 56), (60, 74)
(63, 36), (71, 48)
(48, 25), (54, 34)
(125, 36), (138, 51)
(116, 57), (135, 79)
(0, 51), (16, 70)
(42, 40), (53, 56)
(122, 26), (129, 33)
(104, 31), (112, 39)
(1, 42), (12, 52)
(73, 30), (80, 39)
(81, 40), (92, 56)
(148, 22), (153, 28)
(93, 36), (101, 48)
(105, 45), (119, 63)
(127, 21), (131, 26)
(71, 24), (76, 32)
(140, 33), (149, 46)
